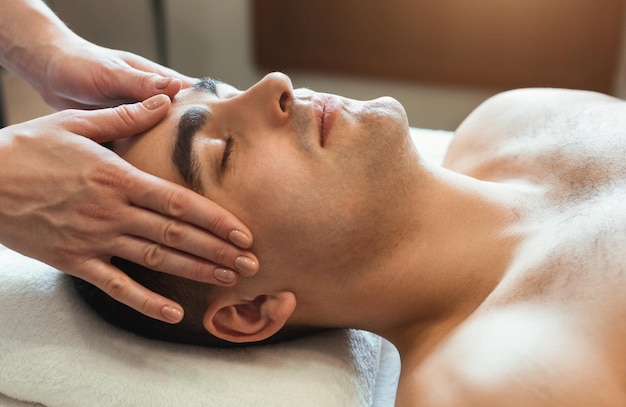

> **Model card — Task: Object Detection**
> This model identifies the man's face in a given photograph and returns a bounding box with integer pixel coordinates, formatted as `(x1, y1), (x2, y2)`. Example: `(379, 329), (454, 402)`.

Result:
(116, 73), (416, 280)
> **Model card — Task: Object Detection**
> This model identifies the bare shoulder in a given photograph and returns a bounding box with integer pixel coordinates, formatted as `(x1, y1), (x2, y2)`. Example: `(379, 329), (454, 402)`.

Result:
(443, 88), (626, 179)
(452, 88), (619, 144)
(396, 306), (626, 407)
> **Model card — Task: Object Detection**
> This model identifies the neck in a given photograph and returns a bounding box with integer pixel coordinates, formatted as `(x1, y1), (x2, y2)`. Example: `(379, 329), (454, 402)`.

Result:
(297, 160), (529, 358)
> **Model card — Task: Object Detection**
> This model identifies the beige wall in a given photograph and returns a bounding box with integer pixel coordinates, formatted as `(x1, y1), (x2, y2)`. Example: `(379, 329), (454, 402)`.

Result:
(22, 1), (626, 130)
(50, 0), (158, 61)
(614, 20), (626, 100)
(165, 0), (496, 130)
(48, 0), (496, 130)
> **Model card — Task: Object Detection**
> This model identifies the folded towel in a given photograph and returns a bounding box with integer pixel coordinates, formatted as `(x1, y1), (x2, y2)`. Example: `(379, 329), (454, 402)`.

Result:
(0, 245), (381, 407)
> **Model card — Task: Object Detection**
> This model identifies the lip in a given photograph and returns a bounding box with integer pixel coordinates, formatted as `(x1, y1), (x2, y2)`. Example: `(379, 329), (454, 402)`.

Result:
(313, 94), (339, 147)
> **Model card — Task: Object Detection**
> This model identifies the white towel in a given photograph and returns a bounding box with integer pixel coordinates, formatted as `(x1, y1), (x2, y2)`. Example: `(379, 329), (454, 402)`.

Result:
(0, 245), (381, 407)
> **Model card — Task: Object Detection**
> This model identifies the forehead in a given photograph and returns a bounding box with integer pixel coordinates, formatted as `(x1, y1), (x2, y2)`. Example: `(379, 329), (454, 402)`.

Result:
(171, 78), (239, 108)
(170, 86), (218, 114)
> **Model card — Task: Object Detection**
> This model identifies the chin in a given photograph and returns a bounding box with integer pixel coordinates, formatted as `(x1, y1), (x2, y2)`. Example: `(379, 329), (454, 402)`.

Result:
(362, 96), (410, 143)
(372, 95), (407, 116)
(360, 96), (409, 133)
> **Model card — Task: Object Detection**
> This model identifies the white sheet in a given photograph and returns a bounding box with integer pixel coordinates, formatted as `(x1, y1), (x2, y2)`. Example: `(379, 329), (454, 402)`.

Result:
(0, 127), (454, 407)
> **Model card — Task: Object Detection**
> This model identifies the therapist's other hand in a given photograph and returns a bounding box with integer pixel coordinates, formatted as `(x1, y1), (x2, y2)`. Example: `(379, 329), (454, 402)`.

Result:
(0, 95), (258, 323)
(35, 38), (196, 110)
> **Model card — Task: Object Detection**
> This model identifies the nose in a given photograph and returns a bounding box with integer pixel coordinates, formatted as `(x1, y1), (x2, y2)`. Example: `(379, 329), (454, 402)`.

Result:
(243, 72), (293, 125)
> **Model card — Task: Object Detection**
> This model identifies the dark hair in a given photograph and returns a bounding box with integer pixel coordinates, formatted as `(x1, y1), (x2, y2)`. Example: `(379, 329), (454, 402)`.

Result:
(72, 257), (319, 348)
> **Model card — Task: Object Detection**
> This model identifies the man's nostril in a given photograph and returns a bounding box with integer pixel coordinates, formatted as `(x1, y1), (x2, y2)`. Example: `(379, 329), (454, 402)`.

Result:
(279, 92), (289, 112)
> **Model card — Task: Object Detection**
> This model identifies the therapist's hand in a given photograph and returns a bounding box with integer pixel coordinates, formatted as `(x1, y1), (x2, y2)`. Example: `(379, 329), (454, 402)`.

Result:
(0, 95), (259, 323)
(33, 38), (197, 110)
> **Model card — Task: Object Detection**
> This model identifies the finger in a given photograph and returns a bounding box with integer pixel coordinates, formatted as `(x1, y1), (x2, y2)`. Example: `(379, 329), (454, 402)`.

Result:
(66, 95), (171, 143)
(113, 235), (243, 286)
(123, 206), (258, 276)
(112, 56), (195, 99)
(121, 53), (197, 88)
(127, 170), (255, 249)
(116, 71), (184, 101)
(85, 259), (184, 324)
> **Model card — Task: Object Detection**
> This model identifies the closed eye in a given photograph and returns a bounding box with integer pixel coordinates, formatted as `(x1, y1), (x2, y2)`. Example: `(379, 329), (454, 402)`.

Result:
(221, 136), (234, 170)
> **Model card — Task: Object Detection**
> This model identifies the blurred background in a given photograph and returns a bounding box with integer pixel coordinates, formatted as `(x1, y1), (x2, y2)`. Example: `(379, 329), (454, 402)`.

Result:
(2, 0), (626, 130)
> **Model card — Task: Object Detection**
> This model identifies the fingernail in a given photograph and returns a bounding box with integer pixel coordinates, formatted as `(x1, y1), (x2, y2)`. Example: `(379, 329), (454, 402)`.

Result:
(235, 256), (258, 276)
(155, 77), (174, 90)
(229, 230), (252, 248)
(142, 94), (168, 110)
(214, 268), (236, 284)
(161, 305), (183, 323)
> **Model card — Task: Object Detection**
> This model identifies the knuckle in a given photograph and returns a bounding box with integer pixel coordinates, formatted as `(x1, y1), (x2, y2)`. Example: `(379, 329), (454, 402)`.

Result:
(190, 262), (208, 282)
(207, 212), (230, 235)
(140, 73), (159, 90)
(112, 104), (139, 128)
(140, 296), (156, 315)
(164, 189), (189, 218)
(75, 200), (117, 222)
(102, 275), (129, 299)
(61, 110), (91, 133)
(211, 244), (230, 265)
(51, 242), (79, 263)
(143, 243), (167, 269)
(161, 220), (184, 246)
(58, 109), (81, 122)
(85, 159), (130, 193)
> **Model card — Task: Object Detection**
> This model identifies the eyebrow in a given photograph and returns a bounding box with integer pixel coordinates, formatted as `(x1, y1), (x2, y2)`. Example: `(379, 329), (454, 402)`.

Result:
(172, 77), (219, 194)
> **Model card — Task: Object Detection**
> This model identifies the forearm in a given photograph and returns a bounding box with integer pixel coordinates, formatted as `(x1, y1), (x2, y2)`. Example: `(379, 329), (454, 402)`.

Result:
(0, 0), (192, 110)
(0, 0), (78, 86)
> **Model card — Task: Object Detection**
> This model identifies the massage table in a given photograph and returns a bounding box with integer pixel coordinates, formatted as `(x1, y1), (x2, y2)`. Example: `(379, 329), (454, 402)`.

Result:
(0, 128), (453, 407)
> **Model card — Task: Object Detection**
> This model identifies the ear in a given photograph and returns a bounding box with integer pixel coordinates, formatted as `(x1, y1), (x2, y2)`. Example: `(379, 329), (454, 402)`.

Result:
(203, 292), (296, 343)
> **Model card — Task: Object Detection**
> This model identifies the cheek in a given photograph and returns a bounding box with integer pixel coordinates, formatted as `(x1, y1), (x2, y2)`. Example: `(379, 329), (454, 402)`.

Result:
(235, 153), (319, 231)
(224, 153), (378, 272)
(221, 154), (331, 262)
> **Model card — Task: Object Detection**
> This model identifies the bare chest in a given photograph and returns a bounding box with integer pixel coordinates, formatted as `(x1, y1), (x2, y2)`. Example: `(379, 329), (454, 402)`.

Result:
(397, 302), (626, 406)
(396, 196), (626, 406)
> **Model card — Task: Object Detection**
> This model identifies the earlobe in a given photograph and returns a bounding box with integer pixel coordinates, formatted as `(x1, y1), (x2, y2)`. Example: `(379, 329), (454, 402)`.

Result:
(203, 292), (296, 343)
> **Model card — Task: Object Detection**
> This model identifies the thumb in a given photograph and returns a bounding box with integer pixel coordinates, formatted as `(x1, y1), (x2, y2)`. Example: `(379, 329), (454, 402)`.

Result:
(70, 94), (171, 143)
(113, 64), (184, 101)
